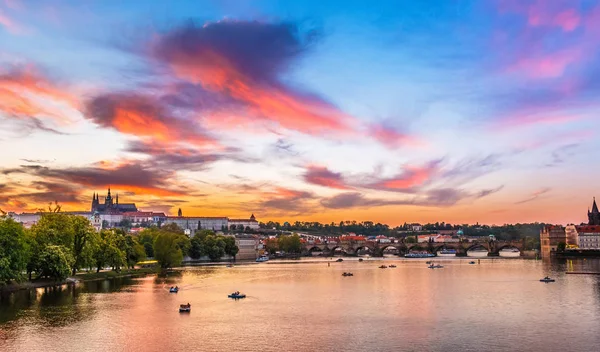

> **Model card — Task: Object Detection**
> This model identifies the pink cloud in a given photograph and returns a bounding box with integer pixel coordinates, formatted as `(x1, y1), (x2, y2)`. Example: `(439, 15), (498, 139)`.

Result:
(508, 48), (582, 79)
(369, 162), (440, 192)
(304, 165), (351, 190)
(368, 124), (424, 148)
(494, 112), (582, 131)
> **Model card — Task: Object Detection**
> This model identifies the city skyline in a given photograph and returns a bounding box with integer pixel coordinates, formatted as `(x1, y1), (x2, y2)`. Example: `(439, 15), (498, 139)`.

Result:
(1, 0), (600, 226)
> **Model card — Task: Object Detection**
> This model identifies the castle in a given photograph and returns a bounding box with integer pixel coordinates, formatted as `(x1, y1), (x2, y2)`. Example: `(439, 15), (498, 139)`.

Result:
(91, 188), (137, 214)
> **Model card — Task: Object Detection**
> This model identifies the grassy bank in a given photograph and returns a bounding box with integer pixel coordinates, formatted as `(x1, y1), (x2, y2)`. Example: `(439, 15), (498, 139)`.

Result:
(74, 267), (160, 281)
(1, 267), (161, 293)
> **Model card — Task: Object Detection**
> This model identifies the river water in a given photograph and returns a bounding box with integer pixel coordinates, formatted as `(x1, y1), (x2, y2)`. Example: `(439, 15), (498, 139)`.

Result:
(1, 258), (600, 352)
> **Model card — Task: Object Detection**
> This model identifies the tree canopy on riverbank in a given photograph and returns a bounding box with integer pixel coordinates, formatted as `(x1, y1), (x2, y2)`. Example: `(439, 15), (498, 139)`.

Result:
(0, 214), (148, 285)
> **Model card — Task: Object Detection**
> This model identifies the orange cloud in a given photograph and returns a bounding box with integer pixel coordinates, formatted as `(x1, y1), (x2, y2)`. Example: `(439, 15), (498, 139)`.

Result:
(0, 66), (77, 124)
(86, 93), (218, 148)
(159, 46), (355, 135)
(149, 20), (418, 148)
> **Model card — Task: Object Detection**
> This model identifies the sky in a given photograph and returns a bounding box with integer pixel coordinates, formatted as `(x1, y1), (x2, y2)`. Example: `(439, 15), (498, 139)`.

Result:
(0, 0), (599, 226)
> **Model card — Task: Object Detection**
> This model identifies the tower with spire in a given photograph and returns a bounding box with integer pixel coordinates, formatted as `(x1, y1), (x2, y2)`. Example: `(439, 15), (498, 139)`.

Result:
(588, 197), (600, 225)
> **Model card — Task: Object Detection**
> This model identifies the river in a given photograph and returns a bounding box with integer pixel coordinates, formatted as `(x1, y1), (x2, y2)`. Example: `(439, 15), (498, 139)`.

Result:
(1, 258), (600, 352)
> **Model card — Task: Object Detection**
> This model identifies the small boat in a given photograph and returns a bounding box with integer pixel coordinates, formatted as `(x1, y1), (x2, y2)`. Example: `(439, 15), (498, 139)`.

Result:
(358, 258), (364, 262)
(228, 291), (246, 299)
(336, 258), (343, 262)
(469, 261), (476, 265)
(342, 272), (354, 277)
(426, 261), (432, 264)
(179, 303), (191, 313)
(169, 286), (179, 293)
(256, 256), (269, 262)
(379, 265), (387, 269)
(389, 264), (397, 268)
(540, 276), (555, 283)
(428, 264), (444, 269)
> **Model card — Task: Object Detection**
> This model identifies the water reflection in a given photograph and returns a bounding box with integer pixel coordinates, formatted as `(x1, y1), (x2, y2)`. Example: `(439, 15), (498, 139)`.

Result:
(1, 258), (599, 352)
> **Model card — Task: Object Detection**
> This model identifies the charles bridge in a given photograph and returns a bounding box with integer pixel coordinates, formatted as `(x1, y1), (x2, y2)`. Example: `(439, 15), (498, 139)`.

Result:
(301, 239), (525, 257)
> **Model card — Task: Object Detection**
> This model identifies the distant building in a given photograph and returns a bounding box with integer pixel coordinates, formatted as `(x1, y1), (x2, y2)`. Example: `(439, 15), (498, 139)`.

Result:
(91, 188), (137, 214)
(122, 211), (167, 225)
(565, 225), (579, 247)
(410, 223), (423, 231)
(164, 216), (228, 236)
(574, 225), (600, 249)
(540, 225), (566, 258)
(235, 234), (259, 260)
(228, 214), (259, 230)
(91, 212), (102, 231)
(7, 212), (41, 228)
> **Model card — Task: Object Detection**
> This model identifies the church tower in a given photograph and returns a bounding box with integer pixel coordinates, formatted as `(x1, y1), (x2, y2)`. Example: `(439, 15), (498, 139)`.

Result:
(105, 187), (113, 207)
(588, 197), (600, 225)
(91, 192), (97, 212)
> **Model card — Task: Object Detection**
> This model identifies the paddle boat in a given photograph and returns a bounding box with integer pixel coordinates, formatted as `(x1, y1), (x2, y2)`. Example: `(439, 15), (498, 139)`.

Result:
(389, 264), (397, 268)
(342, 272), (354, 277)
(540, 276), (555, 283)
(169, 286), (179, 293)
(179, 303), (191, 313)
(379, 265), (388, 269)
(228, 291), (246, 299)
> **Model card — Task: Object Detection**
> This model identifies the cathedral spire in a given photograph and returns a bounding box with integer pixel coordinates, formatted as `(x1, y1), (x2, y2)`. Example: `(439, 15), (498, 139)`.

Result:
(593, 197), (599, 213)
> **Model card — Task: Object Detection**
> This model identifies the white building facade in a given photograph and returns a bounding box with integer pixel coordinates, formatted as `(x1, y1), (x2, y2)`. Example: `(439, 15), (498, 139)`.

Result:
(164, 216), (229, 236)
(228, 214), (259, 230)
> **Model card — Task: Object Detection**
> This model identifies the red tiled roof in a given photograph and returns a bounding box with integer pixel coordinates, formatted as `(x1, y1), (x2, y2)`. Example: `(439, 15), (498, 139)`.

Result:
(166, 216), (228, 219)
(576, 225), (600, 233)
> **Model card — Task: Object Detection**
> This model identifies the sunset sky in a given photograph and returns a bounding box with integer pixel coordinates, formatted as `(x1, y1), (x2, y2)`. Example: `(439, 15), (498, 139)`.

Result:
(0, 0), (599, 226)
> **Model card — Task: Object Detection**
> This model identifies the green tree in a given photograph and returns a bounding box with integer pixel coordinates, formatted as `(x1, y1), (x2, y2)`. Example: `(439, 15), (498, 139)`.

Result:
(138, 228), (158, 258)
(204, 235), (225, 261)
(278, 234), (302, 253)
(153, 233), (184, 268)
(189, 236), (205, 259)
(38, 245), (73, 281)
(0, 217), (30, 284)
(123, 235), (146, 268)
(93, 230), (126, 272)
(31, 213), (75, 249)
(223, 236), (239, 258)
(71, 216), (96, 275)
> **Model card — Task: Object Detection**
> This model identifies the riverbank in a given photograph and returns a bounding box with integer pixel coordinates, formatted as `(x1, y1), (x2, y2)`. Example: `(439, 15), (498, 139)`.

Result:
(0, 267), (160, 293)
